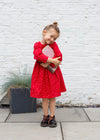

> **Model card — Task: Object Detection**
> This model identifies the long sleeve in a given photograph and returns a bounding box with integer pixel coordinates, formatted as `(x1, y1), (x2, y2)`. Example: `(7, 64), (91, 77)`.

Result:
(52, 42), (62, 62)
(33, 42), (49, 63)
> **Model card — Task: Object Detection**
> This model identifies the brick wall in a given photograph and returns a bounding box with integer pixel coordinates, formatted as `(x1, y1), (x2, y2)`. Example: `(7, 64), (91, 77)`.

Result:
(0, 0), (100, 106)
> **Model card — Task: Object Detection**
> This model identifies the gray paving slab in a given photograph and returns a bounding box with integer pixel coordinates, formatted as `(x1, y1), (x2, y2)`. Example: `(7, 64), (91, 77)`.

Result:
(6, 107), (43, 123)
(62, 122), (100, 140)
(84, 108), (100, 121)
(0, 123), (62, 140)
(6, 107), (89, 122)
(0, 108), (10, 122)
(55, 108), (89, 122)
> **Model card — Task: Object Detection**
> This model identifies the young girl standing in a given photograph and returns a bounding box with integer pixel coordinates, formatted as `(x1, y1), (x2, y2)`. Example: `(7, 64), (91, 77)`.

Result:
(30, 22), (67, 127)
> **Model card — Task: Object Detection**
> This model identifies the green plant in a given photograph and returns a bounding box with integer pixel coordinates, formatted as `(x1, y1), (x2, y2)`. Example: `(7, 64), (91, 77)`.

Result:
(1, 67), (32, 94)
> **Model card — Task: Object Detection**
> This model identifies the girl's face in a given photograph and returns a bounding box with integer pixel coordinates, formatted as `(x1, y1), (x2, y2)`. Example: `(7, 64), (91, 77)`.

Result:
(42, 28), (59, 45)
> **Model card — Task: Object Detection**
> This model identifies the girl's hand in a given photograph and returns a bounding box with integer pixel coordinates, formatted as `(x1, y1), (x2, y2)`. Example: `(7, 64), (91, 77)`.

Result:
(52, 57), (62, 67)
(40, 62), (50, 68)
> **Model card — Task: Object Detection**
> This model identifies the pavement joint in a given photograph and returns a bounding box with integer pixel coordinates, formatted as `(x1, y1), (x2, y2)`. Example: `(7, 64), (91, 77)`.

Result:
(83, 108), (91, 122)
(4, 112), (11, 123)
(60, 122), (64, 140)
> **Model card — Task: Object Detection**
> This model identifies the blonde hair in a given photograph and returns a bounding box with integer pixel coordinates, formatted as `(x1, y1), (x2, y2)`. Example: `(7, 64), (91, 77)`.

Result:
(43, 22), (60, 34)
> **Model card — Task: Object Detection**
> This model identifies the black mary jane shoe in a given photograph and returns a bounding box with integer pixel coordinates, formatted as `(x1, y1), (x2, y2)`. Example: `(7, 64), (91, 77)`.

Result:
(48, 115), (57, 127)
(40, 115), (50, 127)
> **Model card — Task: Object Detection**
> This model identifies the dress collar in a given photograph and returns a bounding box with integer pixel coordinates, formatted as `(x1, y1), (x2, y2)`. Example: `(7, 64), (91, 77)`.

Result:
(39, 41), (54, 48)
(39, 41), (47, 47)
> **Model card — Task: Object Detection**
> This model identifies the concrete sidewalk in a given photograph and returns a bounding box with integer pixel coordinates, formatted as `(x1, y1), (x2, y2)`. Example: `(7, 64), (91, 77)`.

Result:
(0, 107), (100, 140)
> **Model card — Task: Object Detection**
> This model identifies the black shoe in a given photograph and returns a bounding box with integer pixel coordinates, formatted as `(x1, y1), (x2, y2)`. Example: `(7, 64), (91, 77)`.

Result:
(40, 115), (50, 127)
(48, 115), (57, 127)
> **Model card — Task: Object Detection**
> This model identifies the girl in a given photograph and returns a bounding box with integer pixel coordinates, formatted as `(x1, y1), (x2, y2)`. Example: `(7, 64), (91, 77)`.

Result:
(30, 22), (67, 127)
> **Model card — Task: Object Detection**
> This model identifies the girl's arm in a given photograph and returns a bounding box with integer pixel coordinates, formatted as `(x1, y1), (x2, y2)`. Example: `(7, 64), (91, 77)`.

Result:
(38, 41), (62, 68)
(39, 57), (61, 68)
(38, 58), (55, 68)
(40, 62), (51, 68)
(52, 42), (63, 62)
(33, 42), (49, 63)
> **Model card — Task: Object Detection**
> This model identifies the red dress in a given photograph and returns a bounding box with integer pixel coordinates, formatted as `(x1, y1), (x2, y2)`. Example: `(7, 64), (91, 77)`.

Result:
(30, 41), (67, 98)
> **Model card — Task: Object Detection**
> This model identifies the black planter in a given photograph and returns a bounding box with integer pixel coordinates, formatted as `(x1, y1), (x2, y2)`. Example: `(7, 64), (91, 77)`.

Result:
(10, 88), (37, 114)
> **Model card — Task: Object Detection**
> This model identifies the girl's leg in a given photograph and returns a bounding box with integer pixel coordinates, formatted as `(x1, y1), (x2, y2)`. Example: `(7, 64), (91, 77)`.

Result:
(49, 97), (56, 117)
(42, 98), (49, 116)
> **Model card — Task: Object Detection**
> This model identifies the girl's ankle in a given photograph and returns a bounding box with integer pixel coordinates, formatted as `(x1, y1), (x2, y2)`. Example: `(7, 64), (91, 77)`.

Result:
(44, 114), (49, 116)
(50, 115), (55, 117)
